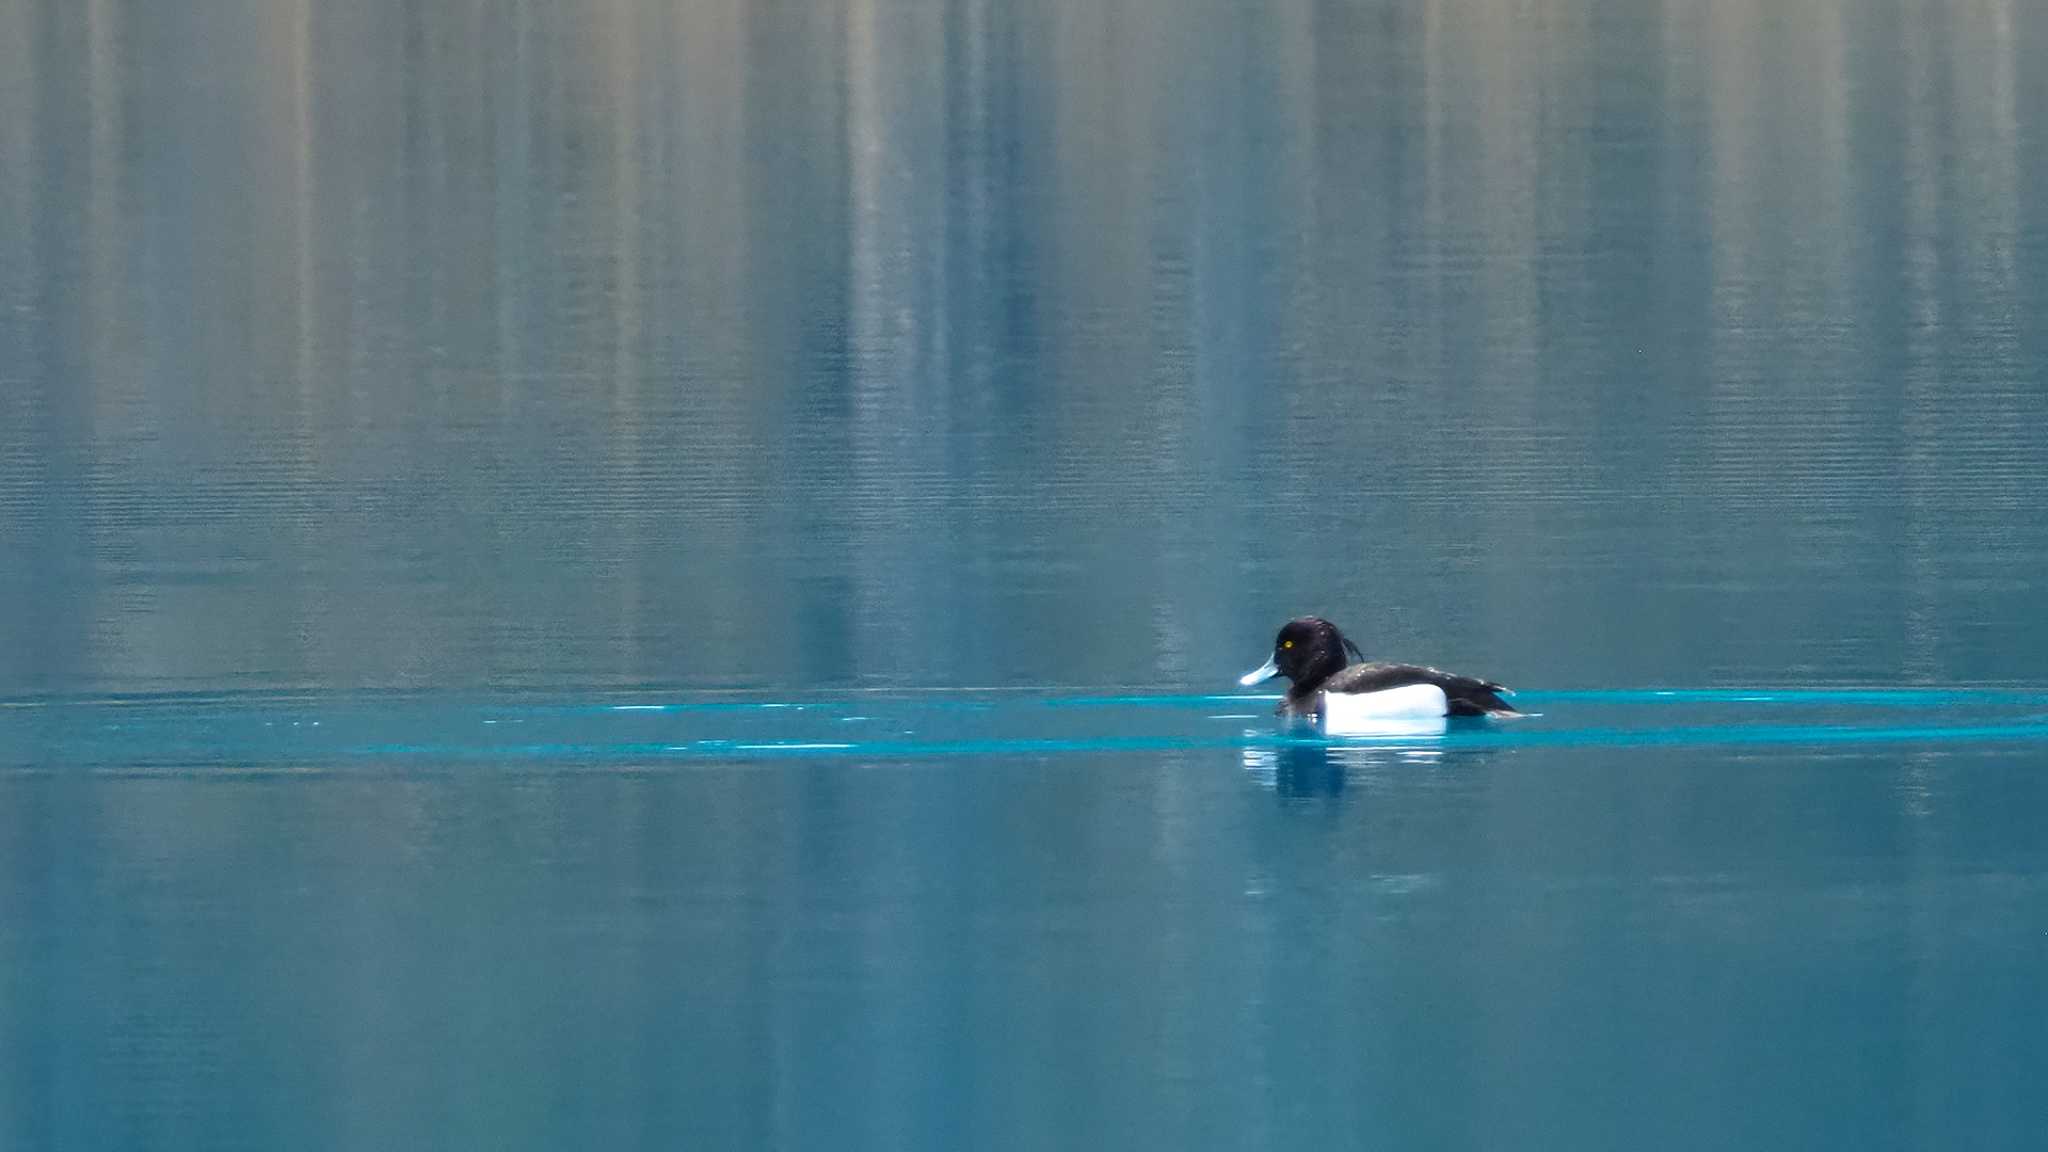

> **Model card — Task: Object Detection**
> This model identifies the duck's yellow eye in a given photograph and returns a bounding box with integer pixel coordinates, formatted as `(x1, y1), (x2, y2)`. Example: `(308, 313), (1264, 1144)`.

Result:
(1282, 640), (1293, 649)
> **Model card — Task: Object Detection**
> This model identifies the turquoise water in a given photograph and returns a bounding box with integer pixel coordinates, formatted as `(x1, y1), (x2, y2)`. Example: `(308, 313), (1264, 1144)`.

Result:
(5, 0), (2048, 1147)
(12, 689), (2048, 768)
(5, 691), (2047, 1148)
(5, 690), (2047, 1148)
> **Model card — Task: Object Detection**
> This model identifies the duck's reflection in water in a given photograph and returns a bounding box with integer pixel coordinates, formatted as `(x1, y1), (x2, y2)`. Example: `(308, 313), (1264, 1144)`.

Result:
(1241, 734), (1446, 798)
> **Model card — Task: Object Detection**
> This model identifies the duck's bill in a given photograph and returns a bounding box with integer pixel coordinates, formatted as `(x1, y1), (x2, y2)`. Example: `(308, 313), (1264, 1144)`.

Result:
(1238, 657), (1280, 687)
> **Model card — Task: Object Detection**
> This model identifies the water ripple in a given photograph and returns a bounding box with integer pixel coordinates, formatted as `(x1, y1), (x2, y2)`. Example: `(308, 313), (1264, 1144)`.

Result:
(5, 688), (2047, 771)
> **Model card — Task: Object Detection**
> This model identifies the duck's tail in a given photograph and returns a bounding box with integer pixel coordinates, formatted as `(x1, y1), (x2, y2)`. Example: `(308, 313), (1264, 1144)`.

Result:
(1447, 683), (1520, 716)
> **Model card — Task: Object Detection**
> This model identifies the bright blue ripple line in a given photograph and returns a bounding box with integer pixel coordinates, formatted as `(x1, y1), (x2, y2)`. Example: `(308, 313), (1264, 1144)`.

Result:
(12, 687), (2048, 722)
(1519, 688), (2048, 706)
(1040, 694), (1283, 708)
(336, 720), (2048, 762)
(481, 688), (2048, 716)
(481, 701), (850, 717)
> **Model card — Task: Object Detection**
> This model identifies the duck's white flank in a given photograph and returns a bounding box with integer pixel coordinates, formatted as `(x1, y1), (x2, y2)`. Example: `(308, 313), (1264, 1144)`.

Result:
(1321, 683), (1450, 736)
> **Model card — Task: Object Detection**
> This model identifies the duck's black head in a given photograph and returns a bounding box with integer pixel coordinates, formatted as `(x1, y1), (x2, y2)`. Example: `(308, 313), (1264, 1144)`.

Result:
(1239, 616), (1365, 701)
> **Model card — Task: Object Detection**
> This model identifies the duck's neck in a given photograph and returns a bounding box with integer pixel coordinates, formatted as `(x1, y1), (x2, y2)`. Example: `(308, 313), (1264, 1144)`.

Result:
(1282, 679), (1326, 714)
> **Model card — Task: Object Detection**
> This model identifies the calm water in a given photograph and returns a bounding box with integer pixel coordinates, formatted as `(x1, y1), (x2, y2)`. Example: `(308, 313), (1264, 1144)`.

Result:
(4, 0), (2047, 1147)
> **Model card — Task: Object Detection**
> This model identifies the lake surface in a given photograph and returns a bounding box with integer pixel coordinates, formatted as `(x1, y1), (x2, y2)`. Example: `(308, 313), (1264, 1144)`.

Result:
(3, 0), (2047, 1148)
